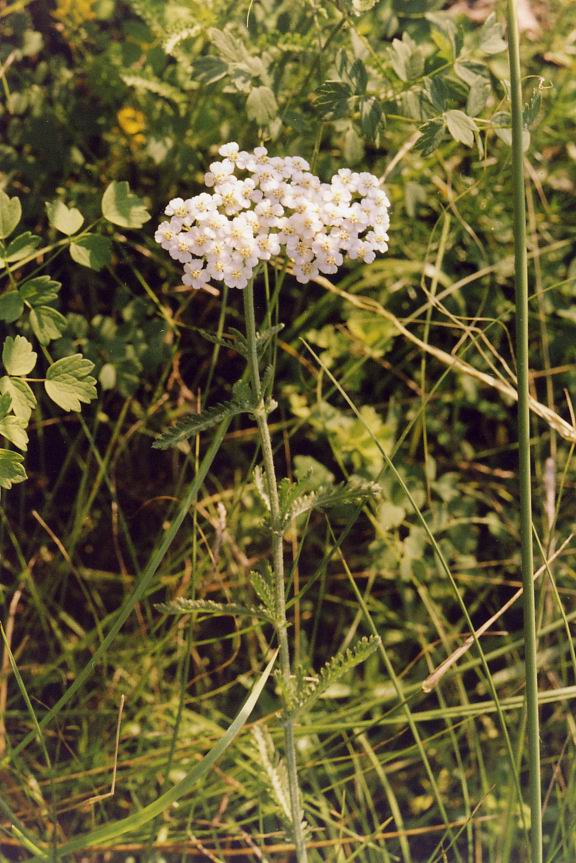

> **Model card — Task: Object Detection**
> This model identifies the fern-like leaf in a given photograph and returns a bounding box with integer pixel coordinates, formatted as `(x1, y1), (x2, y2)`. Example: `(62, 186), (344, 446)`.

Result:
(289, 636), (381, 715)
(121, 74), (188, 104)
(155, 598), (272, 622)
(153, 400), (244, 449)
(250, 566), (276, 617)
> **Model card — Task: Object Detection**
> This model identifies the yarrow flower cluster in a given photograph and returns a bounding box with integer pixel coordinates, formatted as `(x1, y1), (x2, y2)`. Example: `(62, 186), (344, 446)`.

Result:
(155, 142), (390, 291)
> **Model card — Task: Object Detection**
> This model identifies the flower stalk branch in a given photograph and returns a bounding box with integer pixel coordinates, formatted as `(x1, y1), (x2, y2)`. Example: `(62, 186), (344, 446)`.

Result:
(243, 280), (308, 862)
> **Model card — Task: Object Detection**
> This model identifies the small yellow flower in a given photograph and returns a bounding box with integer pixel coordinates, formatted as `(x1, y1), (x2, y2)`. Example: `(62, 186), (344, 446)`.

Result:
(116, 107), (146, 148)
(53, 0), (96, 26)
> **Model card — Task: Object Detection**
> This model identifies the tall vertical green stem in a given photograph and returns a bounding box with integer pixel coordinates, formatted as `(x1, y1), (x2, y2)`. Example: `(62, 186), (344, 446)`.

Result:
(243, 282), (308, 863)
(506, 2), (542, 860)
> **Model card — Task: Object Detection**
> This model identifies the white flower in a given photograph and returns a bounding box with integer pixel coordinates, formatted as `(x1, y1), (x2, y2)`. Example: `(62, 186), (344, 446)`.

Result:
(155, 142), (391, 290)
(182, 259), (212, 290)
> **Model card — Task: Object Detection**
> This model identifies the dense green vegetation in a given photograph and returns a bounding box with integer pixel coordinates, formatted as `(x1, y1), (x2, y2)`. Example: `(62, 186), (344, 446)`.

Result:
(1, 0), (575, 860)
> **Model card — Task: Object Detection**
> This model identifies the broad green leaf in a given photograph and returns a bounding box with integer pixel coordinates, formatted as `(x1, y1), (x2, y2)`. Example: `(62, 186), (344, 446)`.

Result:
(0, 415), (28, 451)
(246, 86), (278, 126)
(315, 81), (352, 119)
(416, 119), (446, 156)
(467, 78), (491, 116)
(0, 376), (36, 421)
(0, 191), (22, 240)
(479, 12), (507, 54)
(0, 392), (12, 421)
(0, 448), (26, 490)
(0, 291), (24, 323)
(2, 232), (41, 264)
(42, 651), (277, 854)
(101, 180), (151, 228)
(360, 97), (384, 140)
(69, 234), (113, 271)
(19, 276), (62, 306)
(30, 306), (68, 345)
(2, 336), (37, 376)
(444, 109), (477, 147)
(45, 200), (84, 236)
(44, 354), (97, 411)
(389, 33), (424, 81)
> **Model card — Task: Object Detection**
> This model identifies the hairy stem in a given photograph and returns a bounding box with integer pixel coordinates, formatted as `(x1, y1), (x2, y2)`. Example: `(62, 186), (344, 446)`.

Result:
(243, 282), (308, 862)
(507, 2), (542, 860)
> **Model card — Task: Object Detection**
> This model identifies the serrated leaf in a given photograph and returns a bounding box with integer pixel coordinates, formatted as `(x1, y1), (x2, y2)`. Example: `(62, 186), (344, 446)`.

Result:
(0, 376), (36, 421)
(390, 33), (423, 81)
(0, 191), (22, 240)
(444, 109), (477, 147)
(315, 81), (352, 119)
(45, 200), (84, 236)
(101, 181), (151, 229)
(155, 598), (272, 622)
(0, 448), (27, 490)
(246, 86), (278, 126)
(2, 336), (37, 376)
(0, 415), (28, 451)
(467, 78), (491, 116)
(153, 400), (245, 449)
(2, 232), (41, 264)
(70, 235), (113, 271)
(289, 636), (381, 715)
(19, 276), (62, 306)
(0, 291), (24, 323)
(415, 119), (446, 156)
(479, 13), (507, 54)
(121, 73), (188, 106)
(44, 354), (97, 412)
(30, 306), (68, 345)
(250, 567), (276, 617)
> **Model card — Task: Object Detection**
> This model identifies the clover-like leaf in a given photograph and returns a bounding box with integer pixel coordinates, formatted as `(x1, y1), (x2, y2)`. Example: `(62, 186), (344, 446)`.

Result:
(0, 448), (27, 490)
(0, 415), (28, 451)
(69, 235), (113, 271)
(2, 336), (37, 376)
(30, 306), (67, 345)
(479, 12), (507, 55)
(246, 86), (278, 126)
(0, 191), (22, 240)
(0, 291), (24, 323)
(44, 354), (97, 411)
(2, 232), (41, 264)
(0, 376), (36, 422)
(101, 181), (151, 228)
(19, 276), (62, 306)
(444, 109), (477, 147)
(45, 200), (84, 236)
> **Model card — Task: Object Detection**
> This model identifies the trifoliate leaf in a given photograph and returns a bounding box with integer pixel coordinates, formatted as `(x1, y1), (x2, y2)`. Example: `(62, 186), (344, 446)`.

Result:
(0, 291), (24, 323)
(479, 13), (507, 54)
(101, 181), (151, 228)
(19, 276), (62, 306)
(0, 191), (22, 240)
(444, 109), (477, 147)
(0, 376), (36, 421)
(69, 235), (113, 271)
(2, 336), (37, 376)
(44, 354), (97, 411)
(415, 119), (446, 156)
(246, 86), (278, 126)
(45, 200), (84, 236)
(0, 448), (27, 490)
(30, 306), (68, 345)
(2, 232), (41, 264)
(0, 415), (28, 451)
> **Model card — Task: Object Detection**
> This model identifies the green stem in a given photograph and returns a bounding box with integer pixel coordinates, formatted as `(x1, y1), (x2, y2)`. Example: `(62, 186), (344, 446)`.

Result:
(507, 2), (542, 860)
(243, 282), (308, 862)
